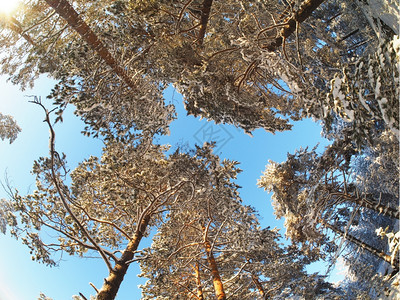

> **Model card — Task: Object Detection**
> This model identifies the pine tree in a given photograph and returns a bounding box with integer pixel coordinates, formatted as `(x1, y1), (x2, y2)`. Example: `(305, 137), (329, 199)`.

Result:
(258, 132), (399, 269)
(0, 0), (174, 140)
(138, 145), (332, 299)
(0, 102), (251, 299)
(2, 0), (397, 138)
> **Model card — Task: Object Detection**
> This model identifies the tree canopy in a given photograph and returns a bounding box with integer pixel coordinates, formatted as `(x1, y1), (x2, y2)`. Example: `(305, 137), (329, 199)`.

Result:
(0, 112), (21, 143)
(1, 0), (397, 138)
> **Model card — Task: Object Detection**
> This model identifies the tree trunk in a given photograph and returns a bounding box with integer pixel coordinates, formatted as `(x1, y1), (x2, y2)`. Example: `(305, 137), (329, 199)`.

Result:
(193, 262), (204, 300)
(44, 0), (136, 89)
(197, 0), (213, 46)
(324, 221), (392, 264)
(204, 240), (226, 300)
(6, 17), (36, 45)
(202, 225), (226, 300)
(97, 214), (151, 300)
(251, 275), (265, 298)
(264, 0), (325, 51)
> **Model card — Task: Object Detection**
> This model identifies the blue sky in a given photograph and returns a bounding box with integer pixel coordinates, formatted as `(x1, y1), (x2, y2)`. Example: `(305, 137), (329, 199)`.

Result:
(0, 75), (334, 299)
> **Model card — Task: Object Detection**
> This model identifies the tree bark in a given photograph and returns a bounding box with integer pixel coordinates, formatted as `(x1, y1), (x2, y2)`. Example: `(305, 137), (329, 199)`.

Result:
(97, 213), (151, 300)
(264, 0), (325, 51)
(251, 275), (265, 298)
(204, 239), (226, 300)
(201, 223), (226, 300)
(6, 17), (36, 45)
(193, 262), (204, 300)
(197, 0), (213, 45)
(324, 222), (392, 264)
(44, 0), (136, 89)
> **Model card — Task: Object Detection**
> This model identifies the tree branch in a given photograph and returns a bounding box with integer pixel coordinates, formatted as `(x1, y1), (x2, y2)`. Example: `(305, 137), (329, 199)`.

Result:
(71, 201), (132, 241)
(168, 242), (203, 261)
(176, 0), (195, 32)
(263, 0), (325, 52)
(323, 220), (393, 265)
(32, 98), (114, 272)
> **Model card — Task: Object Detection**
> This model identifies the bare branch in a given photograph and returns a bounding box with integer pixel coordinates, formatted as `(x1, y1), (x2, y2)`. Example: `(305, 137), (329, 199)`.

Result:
(21, 11), (57, 34)
(222, 262), (248, 285)
(79, 293), (88, 300)
(89, 282), (99, 293)
(168, 242), (203, 261)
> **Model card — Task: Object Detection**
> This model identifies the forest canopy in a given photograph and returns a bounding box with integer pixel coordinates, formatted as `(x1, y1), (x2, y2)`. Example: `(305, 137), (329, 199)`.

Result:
(0, 0), (398, 299)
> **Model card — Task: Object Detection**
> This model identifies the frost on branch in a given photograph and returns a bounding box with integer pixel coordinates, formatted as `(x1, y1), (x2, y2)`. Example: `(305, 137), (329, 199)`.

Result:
(327, 35), (399, 145)
(0, 113), (21, 143)
(258, 138), (398, 262)
(376, 227), (400, 268)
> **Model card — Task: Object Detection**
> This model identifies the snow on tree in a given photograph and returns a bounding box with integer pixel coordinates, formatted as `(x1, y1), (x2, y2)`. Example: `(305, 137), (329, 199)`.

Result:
(336, 209), (398, 298)
(138, 145), (336, 299)
(0, 101), (255, 299)
(0, 0), (175, 140)
(0, 112), (21, 143)
(257, 138), (398, 262)
(355, 0), (399, 42)
(326, 36), (399, 146)
(258, 119), (399, 298)
(351, 129), (399, 201)
(0, 0), (398, 298)
(1, 99), (335, 299)
(1, 0), (394, 137)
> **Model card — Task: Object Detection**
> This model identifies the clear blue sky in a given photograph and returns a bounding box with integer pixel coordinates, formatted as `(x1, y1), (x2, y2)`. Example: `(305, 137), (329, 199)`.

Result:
(0, 75), (335, 299)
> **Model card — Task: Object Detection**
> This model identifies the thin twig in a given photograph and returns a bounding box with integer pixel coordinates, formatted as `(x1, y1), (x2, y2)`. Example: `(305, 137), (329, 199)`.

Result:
(295, 20), (303, 69)
(79, 293), (88, 300)
(89, 282), (99, 293)
(176, 0), (195, 32)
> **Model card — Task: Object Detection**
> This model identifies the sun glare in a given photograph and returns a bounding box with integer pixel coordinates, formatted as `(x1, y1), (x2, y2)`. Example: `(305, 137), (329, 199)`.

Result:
(0, 0), (19, 15)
